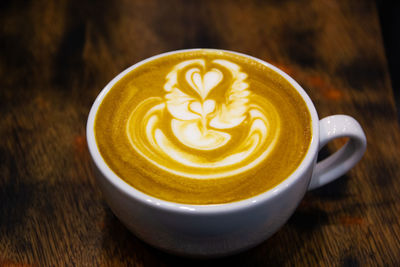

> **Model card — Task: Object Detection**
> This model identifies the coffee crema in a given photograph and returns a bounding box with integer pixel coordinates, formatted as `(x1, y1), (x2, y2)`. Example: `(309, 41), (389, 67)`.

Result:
(95, 50), (312, 204)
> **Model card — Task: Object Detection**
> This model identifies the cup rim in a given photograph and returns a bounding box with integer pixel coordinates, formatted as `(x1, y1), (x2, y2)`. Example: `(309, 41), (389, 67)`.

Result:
(86, 48), (319, 214)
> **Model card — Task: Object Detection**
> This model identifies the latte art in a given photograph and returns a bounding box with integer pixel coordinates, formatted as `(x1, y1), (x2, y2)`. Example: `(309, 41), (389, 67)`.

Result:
(127, 59), (280, 178)
(94, 49), (312, 204)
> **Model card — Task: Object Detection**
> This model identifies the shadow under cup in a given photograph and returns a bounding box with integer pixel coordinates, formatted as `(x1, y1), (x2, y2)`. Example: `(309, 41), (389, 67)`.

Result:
(86, 49), (365, 257)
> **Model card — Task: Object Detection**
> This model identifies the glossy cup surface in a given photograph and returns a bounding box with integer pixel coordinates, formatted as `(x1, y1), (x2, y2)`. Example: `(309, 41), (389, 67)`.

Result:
(87, 49), (320, 257)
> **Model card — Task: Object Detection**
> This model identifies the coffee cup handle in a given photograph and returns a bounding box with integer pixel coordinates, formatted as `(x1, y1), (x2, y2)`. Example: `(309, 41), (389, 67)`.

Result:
(308, 115), (367, 190)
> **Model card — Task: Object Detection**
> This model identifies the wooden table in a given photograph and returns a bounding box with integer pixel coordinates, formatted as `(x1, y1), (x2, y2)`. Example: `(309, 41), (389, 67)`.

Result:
(1, 0), (399, 265)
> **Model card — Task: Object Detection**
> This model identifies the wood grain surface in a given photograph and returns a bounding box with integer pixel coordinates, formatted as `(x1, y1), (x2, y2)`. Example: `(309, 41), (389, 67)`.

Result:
(1, 0), (399, 266)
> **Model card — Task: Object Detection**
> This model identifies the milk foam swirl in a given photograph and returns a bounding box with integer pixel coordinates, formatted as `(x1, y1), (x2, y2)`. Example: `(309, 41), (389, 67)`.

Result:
(127, 59), (280, 179)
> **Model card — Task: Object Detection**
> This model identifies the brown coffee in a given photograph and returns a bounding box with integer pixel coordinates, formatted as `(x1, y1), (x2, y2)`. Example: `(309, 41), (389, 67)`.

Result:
(94, 49), (312, 204)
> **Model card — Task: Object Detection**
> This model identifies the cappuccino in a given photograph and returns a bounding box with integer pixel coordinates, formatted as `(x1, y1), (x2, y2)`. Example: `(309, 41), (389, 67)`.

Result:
(94, 50), (312, 204)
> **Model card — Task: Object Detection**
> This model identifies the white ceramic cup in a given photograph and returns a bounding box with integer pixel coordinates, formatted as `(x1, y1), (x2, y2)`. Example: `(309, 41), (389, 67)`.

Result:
(86, 49), (367, 258)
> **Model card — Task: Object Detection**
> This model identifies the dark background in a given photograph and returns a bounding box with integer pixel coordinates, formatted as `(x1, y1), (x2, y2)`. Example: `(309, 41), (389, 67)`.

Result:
(377, 0), (400, 121)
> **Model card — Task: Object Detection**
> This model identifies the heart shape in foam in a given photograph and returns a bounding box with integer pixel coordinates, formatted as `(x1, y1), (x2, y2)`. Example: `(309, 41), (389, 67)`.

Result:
(190, 100), (216, 116)
(186, 68), (223, 99)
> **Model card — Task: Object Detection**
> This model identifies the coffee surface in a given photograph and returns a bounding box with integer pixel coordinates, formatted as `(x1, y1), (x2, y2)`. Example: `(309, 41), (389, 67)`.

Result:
(95, 50), (312, 204)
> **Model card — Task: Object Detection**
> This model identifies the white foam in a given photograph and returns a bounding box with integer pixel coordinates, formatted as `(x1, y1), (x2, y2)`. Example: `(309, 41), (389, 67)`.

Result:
(126, 58), (282, 179)
(213, 59), (241, 72)
(209, 103), (247, 129)
(186, 68), (222, 99)
(167, 101), (200, 121)
(189, 100), (216, 116)
(209, 114), (246, 129)
(171, 119), (231, 150)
